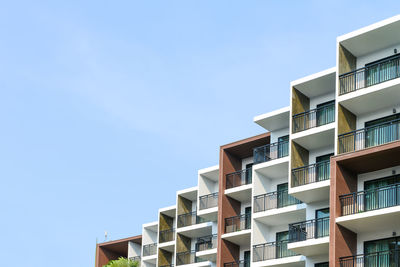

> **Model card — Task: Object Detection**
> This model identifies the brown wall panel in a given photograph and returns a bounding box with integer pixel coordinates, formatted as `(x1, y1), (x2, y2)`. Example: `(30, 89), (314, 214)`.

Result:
(338, 104), (356, 135)
(338, 44), (356, 75)
(178, 196), (192, 215)
(291, 141), (309, 169)
(292, 87), (310, 116)
(176, 234), (191, 253)
(158, 249), (172, 266)
(159, 214), (173, 231)
(330, 158), (358, 267)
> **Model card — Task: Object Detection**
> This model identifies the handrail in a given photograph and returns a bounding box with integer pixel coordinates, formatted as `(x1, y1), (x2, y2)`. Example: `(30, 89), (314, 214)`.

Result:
(253, 140), (289, 164)
(199, 192), (218, 210)
(253, 240), (297, 261)
(225, 213), (251, 233)
(143, 243), (157, 256)
(226, 168), (252, 189)
(291, 160), (330, 187)
(159, 228), (175, 243)
(339, 249), (400, 267)
(289, 217), (330, 242)
(340, 182), (400, 216)
(338, 118), (400, 154)
(292, 103), (335, 133)
(254, 189), (302, 212)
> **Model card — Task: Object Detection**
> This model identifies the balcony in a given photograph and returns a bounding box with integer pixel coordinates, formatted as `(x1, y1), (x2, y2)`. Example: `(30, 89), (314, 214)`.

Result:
(288, 218), (329, 256)
(199, 193), (218, 210)
(177, 211), (207, 228)
(337, 182), (400, 233)
(254, 189), (302, 212)
(253, 140), (289, 165)
(225, 214), (251, 233)
(338, 118), (400, 154)
(143, 243), (157, 257)
(292, 103), (335, 134)
(339, 250), (400, 267)
(176, 251), (209, 266)
(292, 160), (330, 187)
(159, 228), (175, 243)
(253, 189), (305, 226)
(253, 240), (304, 266)
(339, 54), (400, 95)
(195, 234), (217, 252)
(290, 160), (330, 203)
(224, 260), (250, 267)
(226, 168), (252, 189)
(129, 256), (141, 263)
(160, 265), (174, 267)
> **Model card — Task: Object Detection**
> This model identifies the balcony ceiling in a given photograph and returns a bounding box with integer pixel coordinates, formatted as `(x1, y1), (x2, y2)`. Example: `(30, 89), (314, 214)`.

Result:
(292, 69), (336, 98)
(254, 107), (290, 132)
(339, 15), (400, 57)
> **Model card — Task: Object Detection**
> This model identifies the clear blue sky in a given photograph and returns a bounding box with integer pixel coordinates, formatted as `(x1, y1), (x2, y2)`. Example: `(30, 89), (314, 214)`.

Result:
(0, 1), (398, 266)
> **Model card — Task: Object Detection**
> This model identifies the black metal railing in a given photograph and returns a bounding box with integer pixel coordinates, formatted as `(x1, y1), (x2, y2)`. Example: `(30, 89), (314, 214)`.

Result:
(340, 183), (400, 216)
(253, 240), (297, 262)
(143, 243), (157, 256)
(226, 168), (252, 189)
(253, 140), (289, 164)
(224, 260), (250, 267)
(339, 249), (400, 267)
(289, 217), (330, 242)
(292, 103), (335, 133)
(338, 118), (400, 154)
(176, 251), (205, 265)
(195, 234), (217, 252)
(199, 192), (218, 210)
(160, 265), (174, 267)
(159, 228), (175, 243)
(339, 54), (400, 95)
(177, 211), (206, 228)
(291, 160), (330, 187)
(225, 213), (251, 233)
(254, 190), (302, 213)
(129, 256), (141, 263)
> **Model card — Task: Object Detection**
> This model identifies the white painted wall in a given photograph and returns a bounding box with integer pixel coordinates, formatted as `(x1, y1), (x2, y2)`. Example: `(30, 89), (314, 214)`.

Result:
(357, 227), (400, 254)
(239, 244), (250, 260)
(241, 201), (251, 215)
(142, 228), (158, 245)
(309, 92), (335, 110)
(305, 200), (329, 220)
(242, 157), (254, 170)
(128, 241), (142, 258)
(356, 44), (400, 69)
(252, 220), (270, 244)
(305, 255), (329, 267)
(253, 171), (288, 196)
(357, 165), (400, 191)
(356, 105), (400, 129)
(308, 146), (334, 165)
(270, 128), (289, 144)
(198, 175), (218, 196)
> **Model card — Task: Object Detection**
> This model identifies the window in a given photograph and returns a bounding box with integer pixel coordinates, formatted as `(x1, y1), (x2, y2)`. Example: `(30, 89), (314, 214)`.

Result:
(315, 208), (330, 238)
(316, 100), (335, 126)
(277, 135), (289, 158)
(316, 153), (333, 182)
(364, 236), (400, 266)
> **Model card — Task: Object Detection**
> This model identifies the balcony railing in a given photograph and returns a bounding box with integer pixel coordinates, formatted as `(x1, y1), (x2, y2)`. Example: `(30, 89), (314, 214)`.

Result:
(292, 103), (335, 133)
(340, 183), (400, 216)
(225, 213), (251, 233)
(176, 251), (205, 266)
(160, 265), (174, 267)
(339, 54), (400, 95)
(253, 240), (298, 262)
(254, 189), (302, 213)
(339, 249), (400, 267)
(253, 140), (289, 164)
(289, 218), (330, 242)
(177, 211), (206, 228)
(226, 168), (252, 189)
(159, 228), (175, 243)
(195, 234), (217, 252)
(199, 193), (218, 210)
(338, 118), (400, 154)
(291, 160), (330, 187)
(129, 256), (141, 263)
(224, 260), (250, 267)
(143, 243), (157, 257)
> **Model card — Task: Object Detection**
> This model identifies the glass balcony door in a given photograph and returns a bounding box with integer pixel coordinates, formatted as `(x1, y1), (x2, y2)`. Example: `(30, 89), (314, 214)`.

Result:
(364, 175), (400, 211)
(316, 154), (333, 182)
(315, 208), (330, 238)
(277, 135), (289, 158)
(316, 100), (335, 127)
(276, 231), (289, 259)
(365, 114), (400, 148)
(365, 236), (400, 267)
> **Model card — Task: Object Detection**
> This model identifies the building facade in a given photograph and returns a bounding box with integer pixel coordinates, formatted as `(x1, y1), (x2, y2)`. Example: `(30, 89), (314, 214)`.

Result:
(96, 15), (400, 267)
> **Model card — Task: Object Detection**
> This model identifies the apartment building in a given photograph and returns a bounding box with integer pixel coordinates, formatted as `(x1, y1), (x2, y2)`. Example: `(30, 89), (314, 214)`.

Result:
(95, 15), (400, 267)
